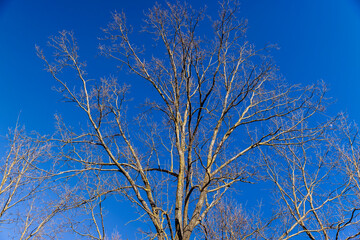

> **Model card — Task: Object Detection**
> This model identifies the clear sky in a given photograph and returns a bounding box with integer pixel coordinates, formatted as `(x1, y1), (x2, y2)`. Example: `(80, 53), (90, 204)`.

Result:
(1, 0), (360, 238)
(1, 0), (360, 132)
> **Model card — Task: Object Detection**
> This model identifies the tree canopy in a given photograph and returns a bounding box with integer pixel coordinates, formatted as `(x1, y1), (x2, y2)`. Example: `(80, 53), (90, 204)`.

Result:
(1, 1), (360, 240)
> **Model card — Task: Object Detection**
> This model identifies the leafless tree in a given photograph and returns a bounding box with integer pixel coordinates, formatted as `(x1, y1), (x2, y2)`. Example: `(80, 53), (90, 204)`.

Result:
(0, 127), (46, 225)
(0, 126), (66, 239)
(262, 126), (341, 239)
(34, 1), (350, 239)
(328, 118), (360, 240)
(0, 125), (101, 239)
(255, 112), (360, 240)
(200, 199), (269, 240)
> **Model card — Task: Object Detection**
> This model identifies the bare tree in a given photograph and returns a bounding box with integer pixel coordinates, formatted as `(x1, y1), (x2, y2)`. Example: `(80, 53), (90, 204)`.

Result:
(200, 199), (269, 240)
(261, 125), (343, 239)
(35, 1), (345, 239)
(0, 127), (65, 239)
(328, 118), (360, 240)
(0, 125), (98, 239)
(0, 127), (46, 225)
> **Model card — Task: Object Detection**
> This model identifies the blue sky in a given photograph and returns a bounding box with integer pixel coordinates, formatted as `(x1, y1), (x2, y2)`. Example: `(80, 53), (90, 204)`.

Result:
(1, 0), (360, 133)
(1, 0), (360, 238)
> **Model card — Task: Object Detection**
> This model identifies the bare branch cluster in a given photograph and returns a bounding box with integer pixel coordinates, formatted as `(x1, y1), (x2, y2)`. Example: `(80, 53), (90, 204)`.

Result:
(2, 1), (359, 240)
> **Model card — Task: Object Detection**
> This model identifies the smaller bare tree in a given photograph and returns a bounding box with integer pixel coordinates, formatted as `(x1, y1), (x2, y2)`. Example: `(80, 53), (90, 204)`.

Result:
(0, 126), (84, 239)
(200, 199), (269, 240)
(261, 118), (360, 240)
(0, 126), (53, 239)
